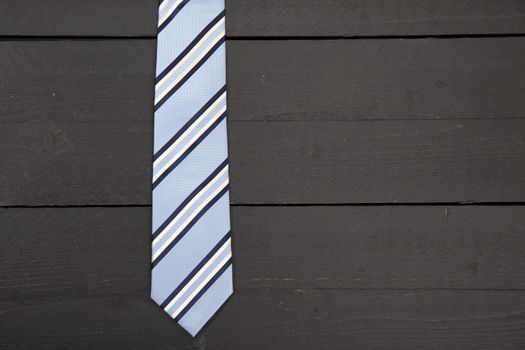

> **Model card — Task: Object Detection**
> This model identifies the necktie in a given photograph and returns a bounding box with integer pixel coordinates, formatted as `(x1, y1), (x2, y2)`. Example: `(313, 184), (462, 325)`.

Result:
(151, 0), (233, 336)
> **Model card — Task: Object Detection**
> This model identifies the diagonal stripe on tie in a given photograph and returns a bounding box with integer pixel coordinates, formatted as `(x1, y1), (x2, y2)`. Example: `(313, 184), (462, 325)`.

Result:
(158, 0), (190, 33)
(152, 159), (229, 244)
(153, 85), (226, 163)
(152, 184), (229, 268)
(160, 231), (231, 310)
(152, 112), (227, 189)
(156, 11), (226, 86)
(154, 36), (225, 111)
(173, 257), (232, 321)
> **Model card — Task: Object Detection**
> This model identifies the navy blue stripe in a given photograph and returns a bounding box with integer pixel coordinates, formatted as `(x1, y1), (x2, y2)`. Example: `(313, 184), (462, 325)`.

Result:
(156, 11), (226, 84)
(158, 0), (190, 34)
(154, 37), (225, 112)
(152, 158), (229, 241)
(152, 185), (230, 269)
(160, 231), (232, 309)
(152, 111), (227, 190)
(153, 85), (226, 161)
(175, 258), (232, 322)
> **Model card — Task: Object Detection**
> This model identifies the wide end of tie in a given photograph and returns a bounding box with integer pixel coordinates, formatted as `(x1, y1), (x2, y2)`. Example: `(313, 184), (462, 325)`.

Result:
(151, 262), (233, 337)
(177, 264), (233, 337)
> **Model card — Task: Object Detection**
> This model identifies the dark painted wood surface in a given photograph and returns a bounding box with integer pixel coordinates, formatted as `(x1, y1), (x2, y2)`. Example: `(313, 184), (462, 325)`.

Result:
(1, 206), (524, 307)
(1, 39), (524, 205)
(1, 0), (524, 37)
(3, 291), (525, 350)
(1, 1), (525, 349)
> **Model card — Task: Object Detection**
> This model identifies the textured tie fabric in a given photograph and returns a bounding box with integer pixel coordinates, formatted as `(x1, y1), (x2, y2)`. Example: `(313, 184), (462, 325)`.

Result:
(151, 0), (233, 336)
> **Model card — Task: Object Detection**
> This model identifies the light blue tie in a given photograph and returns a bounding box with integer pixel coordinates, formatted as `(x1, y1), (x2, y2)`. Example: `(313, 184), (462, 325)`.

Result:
(151, 0), (233, 337)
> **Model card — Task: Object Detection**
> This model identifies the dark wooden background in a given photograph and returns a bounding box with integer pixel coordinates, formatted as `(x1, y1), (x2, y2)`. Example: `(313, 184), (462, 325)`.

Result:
(1, 1), (525, 349)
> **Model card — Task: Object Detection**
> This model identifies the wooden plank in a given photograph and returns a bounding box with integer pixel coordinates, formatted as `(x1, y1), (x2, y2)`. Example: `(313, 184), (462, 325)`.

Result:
(0, 207), (150, 304)
(233, 205), (525, 289)
(0, 39), (524, 205)
(229, 119), (525, 204)
(2, 206), (525, 304)
(0, 0), (157, 37)
(0, 40), (155, 206)
(3, 117), (525, 205)
(2, 290), (525, 349)
(227, 38), (525, 122)
(4, 39), (524, 122)
(1, 1), (525, 37)
(226, 0), (525, 37)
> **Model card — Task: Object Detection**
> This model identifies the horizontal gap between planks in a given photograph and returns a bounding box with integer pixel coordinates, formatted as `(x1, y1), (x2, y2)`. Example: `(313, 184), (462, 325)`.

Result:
(0, 33), (524, 41)
(4, 289), (525, 313)
(4, 288), (525, 294)
(229, 117), (525, 122)
(236, 202), (525, 207)
(2, 202), (525, 209)
(227, 33), (525, 40)
(234, 287), (525, 292)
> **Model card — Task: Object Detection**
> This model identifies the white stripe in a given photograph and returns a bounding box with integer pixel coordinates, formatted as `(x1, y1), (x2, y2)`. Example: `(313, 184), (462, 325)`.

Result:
(152, 179), (229, 262)
(164, 238), (231, 312)
(152, 165), (229, 247)
(171, 251), (232, 319)
(152, 105), (226, 183)
(156, 17), (225, 91)
(153, 92), (226, 168)
(154, 29), (225, 106)
(159, 0), (169, 13)
(158, 0), (184, 27)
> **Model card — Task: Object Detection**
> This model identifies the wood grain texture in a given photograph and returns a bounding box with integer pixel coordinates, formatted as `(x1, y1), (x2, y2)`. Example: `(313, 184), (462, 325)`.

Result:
(0, 40), (155, 206)
(228, 38), (525, 122)
(2, 117), (525, 205)
(4, 38), (524, 123)
(0, 207), (150, 305)
(2, 290), (525, 349)
(0, 0), (524, 37)
(0, 0), (157, 37)
(1, 39), (524, 205)
(233, 205), (525, 289)
(230, 119), (525, 204)
(226, 0), (525, 37)
(2, 206), (525, 306)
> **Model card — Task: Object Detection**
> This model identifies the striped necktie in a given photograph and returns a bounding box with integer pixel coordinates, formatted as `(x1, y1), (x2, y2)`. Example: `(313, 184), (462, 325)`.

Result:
(151, 0), (233, 336)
